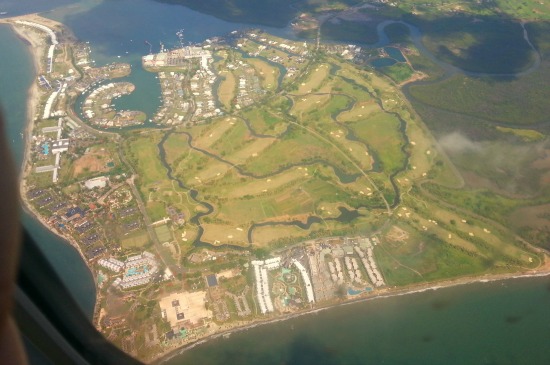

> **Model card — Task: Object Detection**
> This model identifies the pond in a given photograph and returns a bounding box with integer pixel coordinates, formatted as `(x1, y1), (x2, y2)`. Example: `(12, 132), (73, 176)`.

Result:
(370, 57), (397, 68)
(384, 46), (406, 62)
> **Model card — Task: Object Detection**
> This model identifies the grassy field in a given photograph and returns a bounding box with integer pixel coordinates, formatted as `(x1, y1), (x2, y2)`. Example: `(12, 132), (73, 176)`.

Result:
(247, 58), (279, 91)
(208, 120), (249, 155)
(290, 93), (332, 116)
(121, 230), (150, 249)
(244, 127), (357, 176)
(119, 41), (544, 284)
(380, 63), (414, 84)
(297, 63), (330, 94)
(345, 111), (406, 175)
(200, 222), (249, 246)
(162, 132), (191, 165)
(417, 181), (550, 251)
(250, 224), (313, 247)
(217, 71), (236, 110)
(495, 127), (545, 142)
(154, 224), (173, 243)
(375, 223), (497, 286)
(191, 117), (236, 149)
(125, 134), (166, 191)
(242, 108), (289, 136)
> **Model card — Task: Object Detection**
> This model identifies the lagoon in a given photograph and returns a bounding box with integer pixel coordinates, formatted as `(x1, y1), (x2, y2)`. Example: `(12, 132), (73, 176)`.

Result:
(370, 57), (397, 68)
(385, 46), (406, 62)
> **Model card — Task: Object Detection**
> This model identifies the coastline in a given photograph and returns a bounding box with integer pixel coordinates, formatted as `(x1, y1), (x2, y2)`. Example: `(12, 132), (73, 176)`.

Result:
(3, 14), (99, 319)
(5, 12), (550, 365)
(153, 266), (550, 364)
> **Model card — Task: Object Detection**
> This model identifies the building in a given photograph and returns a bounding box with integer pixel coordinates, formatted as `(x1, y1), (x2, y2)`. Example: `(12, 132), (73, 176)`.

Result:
(292, 259), (315, 303)
(51, 139), (70, 154)
(98, 257), (124, 273)
(252, 257), (281, 314)
(84, 176), (109, 190)
(63, 206), (85, 222)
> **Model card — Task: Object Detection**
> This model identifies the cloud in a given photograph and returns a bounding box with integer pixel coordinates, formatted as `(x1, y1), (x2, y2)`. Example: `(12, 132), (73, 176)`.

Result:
(438, 132), (481, 153)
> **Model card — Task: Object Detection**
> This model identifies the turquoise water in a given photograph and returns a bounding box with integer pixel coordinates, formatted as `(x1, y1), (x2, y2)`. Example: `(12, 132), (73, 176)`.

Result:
(347, 288), (362, 295)
(126, 266), (149, 276)
(2, 1), (550, 364)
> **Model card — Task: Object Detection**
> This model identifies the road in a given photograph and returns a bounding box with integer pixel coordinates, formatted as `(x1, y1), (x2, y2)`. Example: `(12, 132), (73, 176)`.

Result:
(117, 144), (181, 274)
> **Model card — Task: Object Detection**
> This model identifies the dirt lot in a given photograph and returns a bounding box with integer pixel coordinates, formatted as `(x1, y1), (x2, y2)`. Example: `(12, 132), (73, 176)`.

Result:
(72, 148), (113, 177)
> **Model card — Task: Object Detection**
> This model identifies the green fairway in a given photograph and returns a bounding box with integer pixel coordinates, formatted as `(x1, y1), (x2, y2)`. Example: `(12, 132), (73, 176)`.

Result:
(154, 224), (172, 243)
(125, 134), (166, 191)
(346, 111), (407, 175)
(121, 230), (150, 249)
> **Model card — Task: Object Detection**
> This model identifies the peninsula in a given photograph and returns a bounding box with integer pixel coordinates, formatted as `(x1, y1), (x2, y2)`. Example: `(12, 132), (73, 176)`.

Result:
(4, 6), (550, 363)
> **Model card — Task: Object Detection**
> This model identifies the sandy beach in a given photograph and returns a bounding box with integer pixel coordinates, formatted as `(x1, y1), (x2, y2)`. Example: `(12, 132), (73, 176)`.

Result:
(3, 14), (99, 310)
(4, 14), (89, 255)
(153, 264), (550, 363)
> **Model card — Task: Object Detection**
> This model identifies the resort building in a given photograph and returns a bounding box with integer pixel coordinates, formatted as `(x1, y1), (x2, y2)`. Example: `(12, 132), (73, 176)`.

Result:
(292, 259), (315, 303)
(110, 251), (160, 289)
(251, 257), (281, 314)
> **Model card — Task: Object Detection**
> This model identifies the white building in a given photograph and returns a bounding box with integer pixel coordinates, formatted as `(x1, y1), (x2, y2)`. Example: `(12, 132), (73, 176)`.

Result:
(292, 259), (315, 303)
(84, 176), (109, 190)
(51, 139), (70, 154)
(251, 257), (281, 314)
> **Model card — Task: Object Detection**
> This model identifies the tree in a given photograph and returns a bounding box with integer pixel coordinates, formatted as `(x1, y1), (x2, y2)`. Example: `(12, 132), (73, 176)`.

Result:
(335, 284), (347, 299)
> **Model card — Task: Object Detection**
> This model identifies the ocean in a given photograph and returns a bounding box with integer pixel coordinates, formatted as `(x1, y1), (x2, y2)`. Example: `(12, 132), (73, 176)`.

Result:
(166, 276), (550, 365)
(0, 22), (97, 318)
(1, 1), (550, 364)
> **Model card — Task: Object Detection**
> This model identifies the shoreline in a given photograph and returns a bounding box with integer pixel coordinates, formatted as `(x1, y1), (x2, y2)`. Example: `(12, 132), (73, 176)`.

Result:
(4, 14), (99, 319)
(5, 12), (550, 365)
(153, 266), (550, 364)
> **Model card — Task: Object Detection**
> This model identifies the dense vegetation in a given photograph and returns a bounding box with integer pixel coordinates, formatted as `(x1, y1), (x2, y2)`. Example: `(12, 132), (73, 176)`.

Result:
(155, 0), (362, 27)
(320, 18), (379, 44)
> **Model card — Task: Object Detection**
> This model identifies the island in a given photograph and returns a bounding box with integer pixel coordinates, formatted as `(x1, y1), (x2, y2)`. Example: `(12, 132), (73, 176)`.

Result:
(3, 3), (550, 362)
